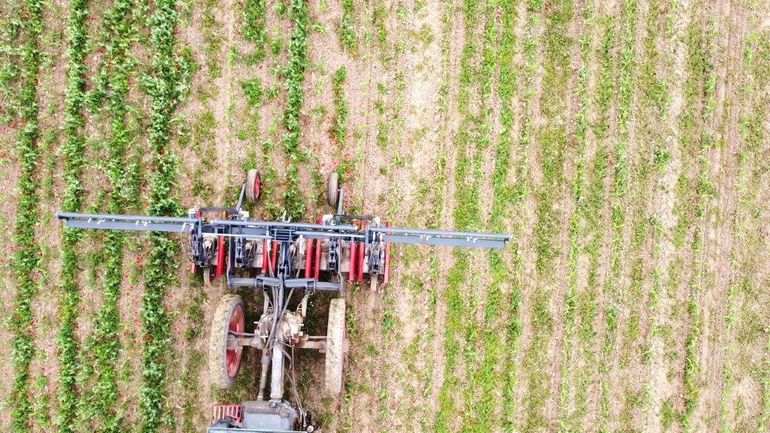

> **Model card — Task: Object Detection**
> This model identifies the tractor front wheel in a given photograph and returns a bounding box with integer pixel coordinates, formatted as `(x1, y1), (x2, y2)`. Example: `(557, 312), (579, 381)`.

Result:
(209, 294), (245, 389)
(324, 298), (346, 395)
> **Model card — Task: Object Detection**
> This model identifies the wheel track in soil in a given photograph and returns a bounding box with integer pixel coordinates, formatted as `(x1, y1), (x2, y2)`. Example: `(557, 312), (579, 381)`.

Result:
(24, 1), (70, 431)
(0, 1), (32, 430)
(504, 1), (543, 428)
(557, 0), (603, 428)
(645, 0), (690, 430)
(692, 0), (745, 429)
(719, 2), (770, 429)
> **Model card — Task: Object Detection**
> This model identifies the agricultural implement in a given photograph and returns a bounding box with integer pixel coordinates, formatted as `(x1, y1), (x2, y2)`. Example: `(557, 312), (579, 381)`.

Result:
(56, 171), (510, 432)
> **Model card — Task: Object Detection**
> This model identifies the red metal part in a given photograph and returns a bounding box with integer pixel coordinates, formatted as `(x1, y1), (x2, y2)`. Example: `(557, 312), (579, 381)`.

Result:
(261, 239), (268, 274)
(314, 237), (321, 280)
(348, 242), (357, 282)
(383, 221), (392, 286)
(226, 304), (244, 377)
(305, 238), (313, 278)
(271, 241), (278, 275)
(253, 174), (261, 198)
(357, 240), (365, 282)
(215, 235), (225, 278)
(212, 404), (242, 424)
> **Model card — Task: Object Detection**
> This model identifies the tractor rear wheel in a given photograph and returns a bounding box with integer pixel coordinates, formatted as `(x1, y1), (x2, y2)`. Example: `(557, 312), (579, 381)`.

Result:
(245, 169), (261, 203)
(324, 298), (346, 395)
(327, 172), (339, 208)
(209, 294), (245, 389)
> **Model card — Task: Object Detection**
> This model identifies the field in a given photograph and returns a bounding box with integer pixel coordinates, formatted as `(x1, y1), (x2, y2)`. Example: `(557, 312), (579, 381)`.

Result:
(1, 0), (769, 432)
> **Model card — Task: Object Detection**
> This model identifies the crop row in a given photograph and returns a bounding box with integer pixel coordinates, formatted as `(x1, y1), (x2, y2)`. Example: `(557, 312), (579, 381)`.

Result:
(524, 0), (573, 430)
(243, 0), (267, 60)
(56, 0), (89, 432)
(79, 1), (137, 430)
(10, 1), (43, 433)
(434, 0), (484, 430)
(596, 0), (637, 427)
(621, 0), (670, 427)
(339, 0), (356, 52)
(679, 5), (717, 430)
(559, 3), (594, 430)
(472, 0), (520, 432)
(568, 12), (614, 429)
(139, 0), (182, 431)
(331, 67), (347, 148)
(282, 0), (309, 220)
(740, 22), (770, 431)
(730, 18), (770, 430)
(0, 3), (23, 126)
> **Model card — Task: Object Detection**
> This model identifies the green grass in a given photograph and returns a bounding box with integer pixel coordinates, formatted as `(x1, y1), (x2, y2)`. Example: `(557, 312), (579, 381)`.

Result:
(139, 0), (182, 431)
(282, 0), (309, 220)
(331, 67), (348, 147)
(458, 0), (526, 431)
(9, 1), (43, 432)
(75, 1), (137, 430)
(339, 0), (357, 52)
(180, 277), (206, 433)
(596, 0), (638, 428)
(56, 0), (88, 431)
(488, 2), (522, 432)
(677, 4), (717, 430)
(559, 3), (594, 431)
(434, 0), (485, 431)
(243, 0), (266, 60)
(523, 1), (573, 430)
(0, 1), (23, 126)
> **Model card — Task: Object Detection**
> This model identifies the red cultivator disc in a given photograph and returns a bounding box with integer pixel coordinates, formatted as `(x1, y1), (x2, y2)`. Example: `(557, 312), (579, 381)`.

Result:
(253, 174), (261, 199)
(226, 304), (245, 377)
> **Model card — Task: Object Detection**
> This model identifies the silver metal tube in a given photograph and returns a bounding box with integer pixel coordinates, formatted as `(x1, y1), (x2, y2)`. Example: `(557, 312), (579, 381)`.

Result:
(369, 226), (511, 240)
(269, 341), (284, 400)
(257, 354), (270, 401)
(56, 211), (198, 224)
(293, 231), (364, 239)
(212, 219), (358, 231)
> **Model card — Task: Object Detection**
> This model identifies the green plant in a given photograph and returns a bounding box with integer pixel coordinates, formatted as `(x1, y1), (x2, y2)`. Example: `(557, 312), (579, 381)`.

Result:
(243, 0), (266, 59)
(281, 0), (309, 220)
(339, 0), (357, 51)
(435, 0), (487, 431)
(56, 0), (88, 431)
(76, 1), (137, 430)
(10, 2), (43, 432)
(331, 67), (347, 146)
(139, 0), (183, 431)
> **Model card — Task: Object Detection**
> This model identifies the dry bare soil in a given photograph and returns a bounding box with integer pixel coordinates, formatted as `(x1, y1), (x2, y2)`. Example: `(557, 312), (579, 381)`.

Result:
(1, 0), (769, 432)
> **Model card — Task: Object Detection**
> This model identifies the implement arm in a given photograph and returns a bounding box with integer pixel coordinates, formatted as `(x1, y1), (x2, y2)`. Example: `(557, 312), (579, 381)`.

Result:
(56, 211), (510, 291)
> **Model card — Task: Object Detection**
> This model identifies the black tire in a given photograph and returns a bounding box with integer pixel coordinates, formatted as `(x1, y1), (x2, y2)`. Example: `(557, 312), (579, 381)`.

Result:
(245, 169), (261, 203)
(327, 172), (339, 208)
(324, 298), (345, 395)
(209, 294), (245, 389)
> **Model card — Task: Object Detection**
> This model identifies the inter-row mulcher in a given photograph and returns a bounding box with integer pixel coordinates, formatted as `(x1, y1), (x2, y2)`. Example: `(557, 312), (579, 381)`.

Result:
(57, 171), (510, 432)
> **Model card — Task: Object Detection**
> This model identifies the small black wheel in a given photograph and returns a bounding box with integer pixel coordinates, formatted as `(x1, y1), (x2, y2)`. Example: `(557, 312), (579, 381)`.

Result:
(327, 172), (339, 208)
(245, 169), (262, 203)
